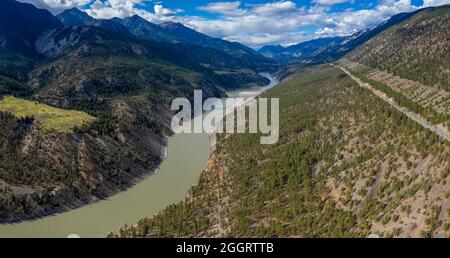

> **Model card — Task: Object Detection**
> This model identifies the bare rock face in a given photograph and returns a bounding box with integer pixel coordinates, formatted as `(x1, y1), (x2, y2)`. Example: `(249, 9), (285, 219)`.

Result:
(35, 26), (91, 58)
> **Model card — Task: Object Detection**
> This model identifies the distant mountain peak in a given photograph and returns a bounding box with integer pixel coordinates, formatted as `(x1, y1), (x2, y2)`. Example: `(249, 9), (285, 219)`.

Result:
(111, 15), (180, 43)
(259, 45), (285, 51)
(121, 15), (159, 27)
(160, 21), (178, 25)
(128, 15), (145, 21)
(56, 7), (94, 26)
(64, 7), (85, 14)
(119, 15), (146, 24)
(159, 20), (271, 65)
(160, 21), (186, 29)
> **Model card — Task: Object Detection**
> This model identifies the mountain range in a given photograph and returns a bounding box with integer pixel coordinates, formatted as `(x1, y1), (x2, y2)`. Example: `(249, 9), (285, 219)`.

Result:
(258, 7), (426, 63)
(56, 8), (273, 70)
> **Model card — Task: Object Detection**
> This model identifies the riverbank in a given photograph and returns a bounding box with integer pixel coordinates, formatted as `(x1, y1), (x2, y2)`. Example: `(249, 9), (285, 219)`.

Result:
(209, 72), (280, 150)
(0, 123), (210, 237)
(110, 72), (282, 237)
(0, 73), (279, 238)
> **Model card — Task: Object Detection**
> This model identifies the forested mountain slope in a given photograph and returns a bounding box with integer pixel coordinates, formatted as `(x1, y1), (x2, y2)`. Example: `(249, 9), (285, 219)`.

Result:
(259, 37), (346, 62)
(346, 5), (450, 90)
(113, 65), (450, 238)
(58, 8), (271, 67)
(0, 0), (62, 96)
(56, 8), (272, 87)
(160, 22), (273, 68)
(341, 5), (450, 139)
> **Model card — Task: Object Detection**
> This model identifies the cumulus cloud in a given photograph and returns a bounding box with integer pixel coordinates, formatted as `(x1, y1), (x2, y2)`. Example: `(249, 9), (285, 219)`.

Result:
(189, 0), (444, 47)
(198, 1), (245, 16)
(182, 21), (300, 47)
(81, 0), (182, 21)
(85, 0), (133, 19)
(225, 31), (312, 47)
(422, 0), (450, 7)
(310, 0), (419, 38)
(18, 0), (92, 13)
(312, 0), (353, 5)
(175, 0), (420, 47)
(252, 1), (297, 15)
(154, 4), (182, 16)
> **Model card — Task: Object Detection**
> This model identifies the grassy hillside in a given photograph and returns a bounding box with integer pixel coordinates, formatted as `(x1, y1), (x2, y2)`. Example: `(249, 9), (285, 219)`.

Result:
(112, 65), (450, 238)
(346, 5), (450, 90)
(0, 96), (95, 132)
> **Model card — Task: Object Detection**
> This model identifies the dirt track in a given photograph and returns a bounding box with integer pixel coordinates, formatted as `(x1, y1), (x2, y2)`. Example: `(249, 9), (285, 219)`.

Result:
(337, 65), (450, 143)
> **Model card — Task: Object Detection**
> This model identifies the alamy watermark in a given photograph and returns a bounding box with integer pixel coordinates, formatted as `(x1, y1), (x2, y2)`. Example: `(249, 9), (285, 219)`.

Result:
(171, 90), (279, 144)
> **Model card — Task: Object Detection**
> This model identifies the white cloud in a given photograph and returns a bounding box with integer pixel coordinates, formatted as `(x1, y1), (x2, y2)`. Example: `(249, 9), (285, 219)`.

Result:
(225, 31), (312, 47)
(252, 1), (297, 15)
(309, 0), (419, 38)
(314, 27), (337, 37)
(313, 0), (353, 5)
(81, 0), (182, 21)
(154, 4), (182, 16)
(178, 0), (420, 47)
(18, 0), (92, 13)
(19, 0), (181, 20)
(85, 1), (129, 19)
(198, 1), (245, 16)
(422, 0), (450, 7)
(375, 0), (416, 16)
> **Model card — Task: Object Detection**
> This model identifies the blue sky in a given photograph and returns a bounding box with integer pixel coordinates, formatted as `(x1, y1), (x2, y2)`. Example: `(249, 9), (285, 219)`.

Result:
(162, 0), (422, 17)
(21, 0), (450, 48)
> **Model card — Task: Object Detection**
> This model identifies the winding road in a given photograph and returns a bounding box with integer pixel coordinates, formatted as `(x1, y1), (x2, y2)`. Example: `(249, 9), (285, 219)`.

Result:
(336, 65), (450, 143)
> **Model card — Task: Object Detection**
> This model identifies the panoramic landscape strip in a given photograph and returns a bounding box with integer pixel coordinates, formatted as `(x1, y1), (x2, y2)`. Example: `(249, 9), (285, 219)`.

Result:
(0, 0), (448, 243)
